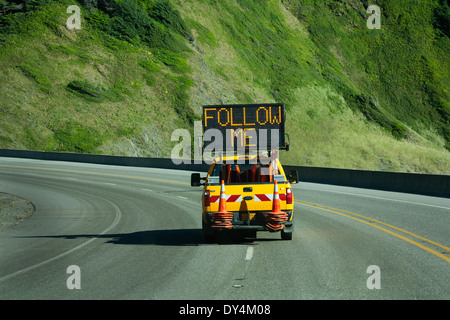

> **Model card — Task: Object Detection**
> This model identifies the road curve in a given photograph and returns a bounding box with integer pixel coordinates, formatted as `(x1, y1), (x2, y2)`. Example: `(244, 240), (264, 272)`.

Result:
(0, 157), (448, 299)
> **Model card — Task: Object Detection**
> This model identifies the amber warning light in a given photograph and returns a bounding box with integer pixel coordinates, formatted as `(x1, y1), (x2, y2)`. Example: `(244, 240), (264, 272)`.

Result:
(202, 104), (287, 152)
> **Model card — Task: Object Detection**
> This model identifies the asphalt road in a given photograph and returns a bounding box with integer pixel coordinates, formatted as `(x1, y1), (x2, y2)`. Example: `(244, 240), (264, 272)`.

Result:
(0, 157), (448, 299)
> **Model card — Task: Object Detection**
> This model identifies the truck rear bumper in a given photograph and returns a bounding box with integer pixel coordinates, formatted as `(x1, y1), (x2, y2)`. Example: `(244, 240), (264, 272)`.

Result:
(203, 211), (294, 232)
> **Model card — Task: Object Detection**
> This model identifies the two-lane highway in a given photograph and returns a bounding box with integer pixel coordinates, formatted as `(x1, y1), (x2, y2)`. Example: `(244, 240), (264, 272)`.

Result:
(0, 157), (448, 299)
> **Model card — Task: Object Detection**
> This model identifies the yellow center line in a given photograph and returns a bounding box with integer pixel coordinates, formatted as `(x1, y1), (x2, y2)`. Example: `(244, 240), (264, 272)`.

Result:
(0, 164), (189, 186)
(295, 200), (450, 263)
(297, 200), (450, 251)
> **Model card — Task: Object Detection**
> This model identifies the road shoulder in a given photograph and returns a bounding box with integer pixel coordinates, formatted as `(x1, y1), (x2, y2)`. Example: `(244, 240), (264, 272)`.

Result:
(0, 192), (35, 231)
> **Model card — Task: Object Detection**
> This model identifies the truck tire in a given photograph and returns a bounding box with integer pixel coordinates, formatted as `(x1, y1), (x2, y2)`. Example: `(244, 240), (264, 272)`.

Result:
(202, 219), (215, 242)
(281, 229), (293, 240)
(203, 233), (215, 242)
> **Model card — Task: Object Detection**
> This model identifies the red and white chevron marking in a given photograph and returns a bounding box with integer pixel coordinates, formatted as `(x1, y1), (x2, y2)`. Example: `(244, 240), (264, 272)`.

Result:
(210, 195), (242, 203)
(255, 194), (286, 201)
(209, 194), (286, 203)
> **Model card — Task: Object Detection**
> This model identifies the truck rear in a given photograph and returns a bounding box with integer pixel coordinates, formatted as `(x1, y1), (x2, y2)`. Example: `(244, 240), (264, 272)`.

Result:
(191, 103), (298, 241)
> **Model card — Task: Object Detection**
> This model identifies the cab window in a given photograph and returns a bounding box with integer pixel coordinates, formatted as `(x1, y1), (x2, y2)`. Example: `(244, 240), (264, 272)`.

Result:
(210, 160), (279, 184)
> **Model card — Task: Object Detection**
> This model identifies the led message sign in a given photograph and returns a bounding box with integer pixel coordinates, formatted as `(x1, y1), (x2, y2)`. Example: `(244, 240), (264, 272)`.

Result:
(202, 104), (286, 152)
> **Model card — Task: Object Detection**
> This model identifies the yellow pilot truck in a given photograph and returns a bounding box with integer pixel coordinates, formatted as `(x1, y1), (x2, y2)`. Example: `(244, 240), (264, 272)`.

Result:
(191, 104), (298, 241)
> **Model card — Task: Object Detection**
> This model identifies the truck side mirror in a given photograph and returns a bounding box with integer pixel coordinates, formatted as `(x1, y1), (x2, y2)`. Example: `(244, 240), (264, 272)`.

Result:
(288, 170), (299, 184)
(191, 173), (202, 186)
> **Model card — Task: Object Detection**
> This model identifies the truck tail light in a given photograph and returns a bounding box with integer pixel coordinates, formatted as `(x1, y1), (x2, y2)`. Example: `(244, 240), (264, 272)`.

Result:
(286, 187), (292, 204)
(204, 190), (210, 206)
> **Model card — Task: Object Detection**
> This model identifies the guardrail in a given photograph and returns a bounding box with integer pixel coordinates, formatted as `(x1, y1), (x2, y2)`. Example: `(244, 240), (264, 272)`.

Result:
(283, 164), (449, 198)
(0, 148), (209, 171)
(0, 148), (448, 198)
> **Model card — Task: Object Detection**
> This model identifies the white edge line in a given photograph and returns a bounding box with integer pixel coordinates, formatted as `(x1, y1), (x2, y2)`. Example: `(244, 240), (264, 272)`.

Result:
(304, 188), (450, 210)
(0, 187), (122, 282)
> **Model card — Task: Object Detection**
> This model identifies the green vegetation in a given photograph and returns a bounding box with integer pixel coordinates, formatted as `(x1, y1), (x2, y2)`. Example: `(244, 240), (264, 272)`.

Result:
(67, 79), (121, 102)
(0, 0), (449, 173)
(166, 74), (197, 125)
(52, 120), (103, 153)
(186, 18), (217, 47)
(154, 49), (190, 73)
(16, 63), (51, 93)
(282, 0), (450, 147)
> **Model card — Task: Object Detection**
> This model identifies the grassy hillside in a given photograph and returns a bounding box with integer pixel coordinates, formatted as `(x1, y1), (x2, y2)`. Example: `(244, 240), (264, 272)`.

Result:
(0, 0), (449, 174)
